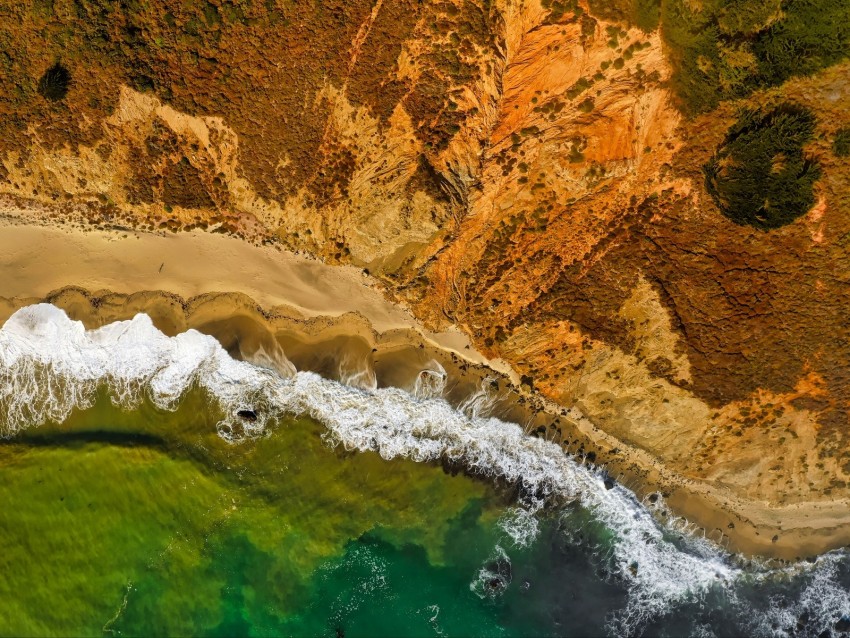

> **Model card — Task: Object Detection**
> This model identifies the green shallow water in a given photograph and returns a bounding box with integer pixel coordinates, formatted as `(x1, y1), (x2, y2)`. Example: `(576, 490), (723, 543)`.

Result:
(3, 390), (847, 636)
(0, 392), (620, 637)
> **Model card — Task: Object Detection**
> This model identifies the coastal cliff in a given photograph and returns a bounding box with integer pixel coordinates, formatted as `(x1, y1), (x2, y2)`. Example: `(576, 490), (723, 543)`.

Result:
(2, 0), (850, 552)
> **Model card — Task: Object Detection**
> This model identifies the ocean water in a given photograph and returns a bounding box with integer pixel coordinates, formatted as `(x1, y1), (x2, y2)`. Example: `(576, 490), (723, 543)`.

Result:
(0, 304), (849, 637)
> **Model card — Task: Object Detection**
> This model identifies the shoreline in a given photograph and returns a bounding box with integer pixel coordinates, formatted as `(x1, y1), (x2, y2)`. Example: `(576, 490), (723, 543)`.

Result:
(0, 211), (513, 372)
(2, 216), (849, 560)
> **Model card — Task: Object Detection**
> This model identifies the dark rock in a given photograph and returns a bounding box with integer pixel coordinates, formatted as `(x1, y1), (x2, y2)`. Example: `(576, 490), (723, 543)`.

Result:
(484, 556), (512, 593)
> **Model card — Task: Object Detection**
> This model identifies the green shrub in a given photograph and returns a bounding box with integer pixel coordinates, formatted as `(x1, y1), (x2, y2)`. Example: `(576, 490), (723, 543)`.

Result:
(634, 0), (660, 32)
(568, 136), (587, 163)
(541, 0), (581, 23)
(566, 76), (592, 99)
(37, 62), (70, 101)
(588, 0), (850, 114)
(834, 128), (850, 157)
(753, 0), (850, 86)
(578, 97), (595, 113)
(704, 105), (820, 230)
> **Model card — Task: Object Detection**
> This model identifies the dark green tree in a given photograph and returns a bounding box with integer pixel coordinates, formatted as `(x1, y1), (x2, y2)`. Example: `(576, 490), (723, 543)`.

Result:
(704, 105), (820, 230)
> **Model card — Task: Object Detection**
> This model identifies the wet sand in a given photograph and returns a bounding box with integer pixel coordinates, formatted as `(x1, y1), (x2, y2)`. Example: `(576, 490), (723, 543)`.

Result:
(1, 214), (848, 560)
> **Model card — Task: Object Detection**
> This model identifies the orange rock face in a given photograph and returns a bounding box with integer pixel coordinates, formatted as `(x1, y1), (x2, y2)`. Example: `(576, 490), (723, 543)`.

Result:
(2, 0), (850, 527)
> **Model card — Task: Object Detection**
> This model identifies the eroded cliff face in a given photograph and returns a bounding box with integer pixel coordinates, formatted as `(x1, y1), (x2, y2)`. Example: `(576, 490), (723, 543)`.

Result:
(2, 0), (849, 509)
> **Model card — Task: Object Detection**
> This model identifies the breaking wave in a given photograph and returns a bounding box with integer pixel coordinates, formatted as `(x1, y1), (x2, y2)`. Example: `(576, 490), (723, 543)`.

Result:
(1, 304), (848, 636)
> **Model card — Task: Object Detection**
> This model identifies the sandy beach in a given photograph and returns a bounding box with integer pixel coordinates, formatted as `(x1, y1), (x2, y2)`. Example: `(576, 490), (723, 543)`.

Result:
(0, 212), (509, 368)
(1, 213), (848, 561)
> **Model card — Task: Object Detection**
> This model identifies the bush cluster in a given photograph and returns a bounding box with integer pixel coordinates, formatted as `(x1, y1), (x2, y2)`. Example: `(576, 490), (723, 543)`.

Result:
(37, 62), (70, 102)
(704, 105), (820, 230)
(587, 0), (850, 114)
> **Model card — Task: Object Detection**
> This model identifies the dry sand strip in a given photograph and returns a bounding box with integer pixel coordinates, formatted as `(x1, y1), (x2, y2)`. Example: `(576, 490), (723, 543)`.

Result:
(0, 220), (510, 374)
(1, 216), (849, 560)
(0, 222), (417, 331)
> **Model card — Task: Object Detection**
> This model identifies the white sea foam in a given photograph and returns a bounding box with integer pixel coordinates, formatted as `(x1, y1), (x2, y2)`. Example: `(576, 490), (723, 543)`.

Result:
(410, 359), (447, 399)
(740, 552), (850, 637)
(240, 341), (297, 379)
(470, 544), (512, 599)
(498, 505), (541, 548)
(458, 376), (502, 420)
(0, 304), (847, 636)
(338, 352), (378, 391)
